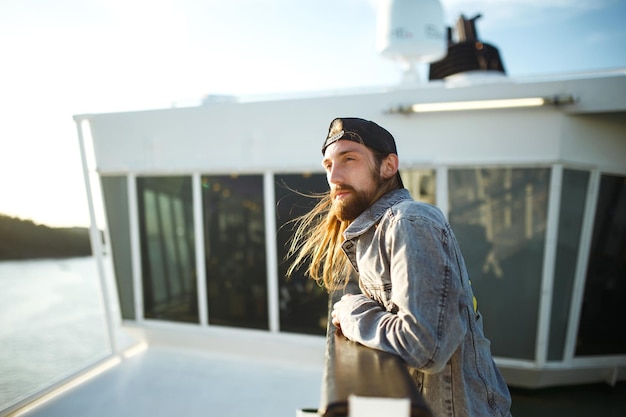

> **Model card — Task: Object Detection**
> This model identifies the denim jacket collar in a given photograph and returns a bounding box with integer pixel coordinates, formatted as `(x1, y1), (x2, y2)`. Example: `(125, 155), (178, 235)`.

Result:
(344, 188), (412, 240)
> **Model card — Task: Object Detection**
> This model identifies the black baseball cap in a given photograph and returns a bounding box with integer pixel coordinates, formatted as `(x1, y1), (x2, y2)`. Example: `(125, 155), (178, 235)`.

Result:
(322, 117), (404, 188)
(322, 117), (398, 155)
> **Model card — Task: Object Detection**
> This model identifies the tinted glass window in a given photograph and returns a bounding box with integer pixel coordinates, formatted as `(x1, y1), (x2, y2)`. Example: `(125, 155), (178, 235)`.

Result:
(576, 173), (626, 356)
(202, 175), (268, 329)
(101, 175), (135, 320)
(275, 173), (329, 335)
(137, 176), (198, 323)
(548, 169), (589, 360)
(449, 167), (550, 360)
(400, 169), (436, 205)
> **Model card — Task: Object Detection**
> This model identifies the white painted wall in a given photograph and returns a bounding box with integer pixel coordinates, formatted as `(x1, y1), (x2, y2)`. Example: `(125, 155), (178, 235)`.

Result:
(83, 73), (626, 175)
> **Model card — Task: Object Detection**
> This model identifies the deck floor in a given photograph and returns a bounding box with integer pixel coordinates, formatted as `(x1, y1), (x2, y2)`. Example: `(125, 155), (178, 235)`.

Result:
(12, 334), (626, 417)
(509, 381), (626, 417)
(19, 345), (323, 417)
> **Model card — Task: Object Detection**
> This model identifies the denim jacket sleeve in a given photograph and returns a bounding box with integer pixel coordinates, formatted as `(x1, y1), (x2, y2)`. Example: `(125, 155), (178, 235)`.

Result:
(336, 205), (469, 373)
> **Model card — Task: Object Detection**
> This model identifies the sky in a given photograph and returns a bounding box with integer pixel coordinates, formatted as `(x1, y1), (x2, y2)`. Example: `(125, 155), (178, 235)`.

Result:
(1, 0), (625, 228)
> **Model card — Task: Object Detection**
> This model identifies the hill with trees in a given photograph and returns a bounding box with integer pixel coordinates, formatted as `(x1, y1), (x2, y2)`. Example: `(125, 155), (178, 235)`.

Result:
(0, 214), (92, 260)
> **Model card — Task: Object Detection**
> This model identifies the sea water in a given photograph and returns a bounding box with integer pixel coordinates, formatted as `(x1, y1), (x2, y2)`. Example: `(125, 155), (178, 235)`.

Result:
(0, 257), (110, 410)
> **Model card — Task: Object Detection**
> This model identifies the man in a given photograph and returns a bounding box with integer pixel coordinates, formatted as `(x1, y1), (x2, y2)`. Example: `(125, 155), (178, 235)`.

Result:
(287, 117), (512, 417)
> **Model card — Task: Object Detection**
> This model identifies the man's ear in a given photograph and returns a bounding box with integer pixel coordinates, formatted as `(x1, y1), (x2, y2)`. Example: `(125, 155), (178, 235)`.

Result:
(381, 154), (399, 180)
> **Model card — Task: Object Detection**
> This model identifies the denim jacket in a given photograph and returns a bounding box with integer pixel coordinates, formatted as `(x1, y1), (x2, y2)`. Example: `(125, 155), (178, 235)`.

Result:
(336, 189), (512, 417)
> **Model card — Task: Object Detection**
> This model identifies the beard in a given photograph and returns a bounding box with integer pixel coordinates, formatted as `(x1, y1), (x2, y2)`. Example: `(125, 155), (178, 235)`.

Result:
(330, 185), (377, 222)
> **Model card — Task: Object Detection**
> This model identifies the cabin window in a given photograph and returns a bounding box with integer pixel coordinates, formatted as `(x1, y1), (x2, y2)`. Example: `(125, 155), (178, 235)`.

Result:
(201, 174), (268, 330)
(137, 176), (198, 323)
(274, 173), (329, 335)
(576, 173), (626, 356)
(548, 169), (590, 360)
(101, 175), (135, 320)
(400, 168), (437, 205)
(448, 167), (551, 360)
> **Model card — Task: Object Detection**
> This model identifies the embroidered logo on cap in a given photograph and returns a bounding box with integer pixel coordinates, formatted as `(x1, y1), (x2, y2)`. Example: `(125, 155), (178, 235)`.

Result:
(326, 130), (344, 144)
(323, 118), (346, 150)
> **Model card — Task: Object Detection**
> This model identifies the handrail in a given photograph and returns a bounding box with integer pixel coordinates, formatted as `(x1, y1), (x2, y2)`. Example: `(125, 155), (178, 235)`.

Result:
(318, 291), (432, 417)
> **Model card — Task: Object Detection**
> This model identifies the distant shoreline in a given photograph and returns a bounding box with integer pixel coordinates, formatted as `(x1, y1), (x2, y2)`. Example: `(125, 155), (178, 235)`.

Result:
(0, 214), (92, 260)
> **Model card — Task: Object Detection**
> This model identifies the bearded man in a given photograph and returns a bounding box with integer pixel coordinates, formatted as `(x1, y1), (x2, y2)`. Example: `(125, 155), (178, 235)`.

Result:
(287, 117), (513, 417)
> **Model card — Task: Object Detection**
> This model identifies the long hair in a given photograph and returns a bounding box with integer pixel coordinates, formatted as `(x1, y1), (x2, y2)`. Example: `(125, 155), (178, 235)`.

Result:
(286, 149), (400, 291)
(285, 192), (350, 291)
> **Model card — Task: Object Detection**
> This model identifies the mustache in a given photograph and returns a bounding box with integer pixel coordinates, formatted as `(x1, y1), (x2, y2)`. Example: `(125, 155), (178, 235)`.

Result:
(330, 185), (355, 199)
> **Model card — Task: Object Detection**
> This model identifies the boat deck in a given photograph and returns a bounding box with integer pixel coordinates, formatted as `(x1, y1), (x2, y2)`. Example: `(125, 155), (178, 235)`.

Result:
(6, 322), (325, 417)
(17, 343), (323, 417)
(10, 326), (626, 417)
(509, 381), (626, 417)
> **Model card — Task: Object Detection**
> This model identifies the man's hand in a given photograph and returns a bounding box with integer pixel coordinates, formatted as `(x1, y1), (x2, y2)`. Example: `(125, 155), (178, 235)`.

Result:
(331, 293), (353, 329)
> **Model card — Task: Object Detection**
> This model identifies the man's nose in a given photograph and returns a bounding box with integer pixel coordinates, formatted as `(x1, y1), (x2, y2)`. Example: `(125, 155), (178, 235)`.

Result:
(327, 165), (343, 185)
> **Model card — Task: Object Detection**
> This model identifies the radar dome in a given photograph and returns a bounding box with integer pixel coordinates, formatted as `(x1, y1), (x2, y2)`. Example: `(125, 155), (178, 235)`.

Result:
(376, 0), (446, 63)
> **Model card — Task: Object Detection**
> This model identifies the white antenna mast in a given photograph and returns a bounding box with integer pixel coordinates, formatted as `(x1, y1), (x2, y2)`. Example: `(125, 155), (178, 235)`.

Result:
(376, 0), (447, 83)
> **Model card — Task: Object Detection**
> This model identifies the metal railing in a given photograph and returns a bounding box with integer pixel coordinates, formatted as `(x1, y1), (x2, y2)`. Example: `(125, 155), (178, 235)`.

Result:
(316, 291), (432, 417)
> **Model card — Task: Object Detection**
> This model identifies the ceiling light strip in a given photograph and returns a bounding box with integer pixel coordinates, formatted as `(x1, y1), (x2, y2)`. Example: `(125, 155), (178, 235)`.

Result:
(411, 97), (546, 112)
(389, 94), (575, 114)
